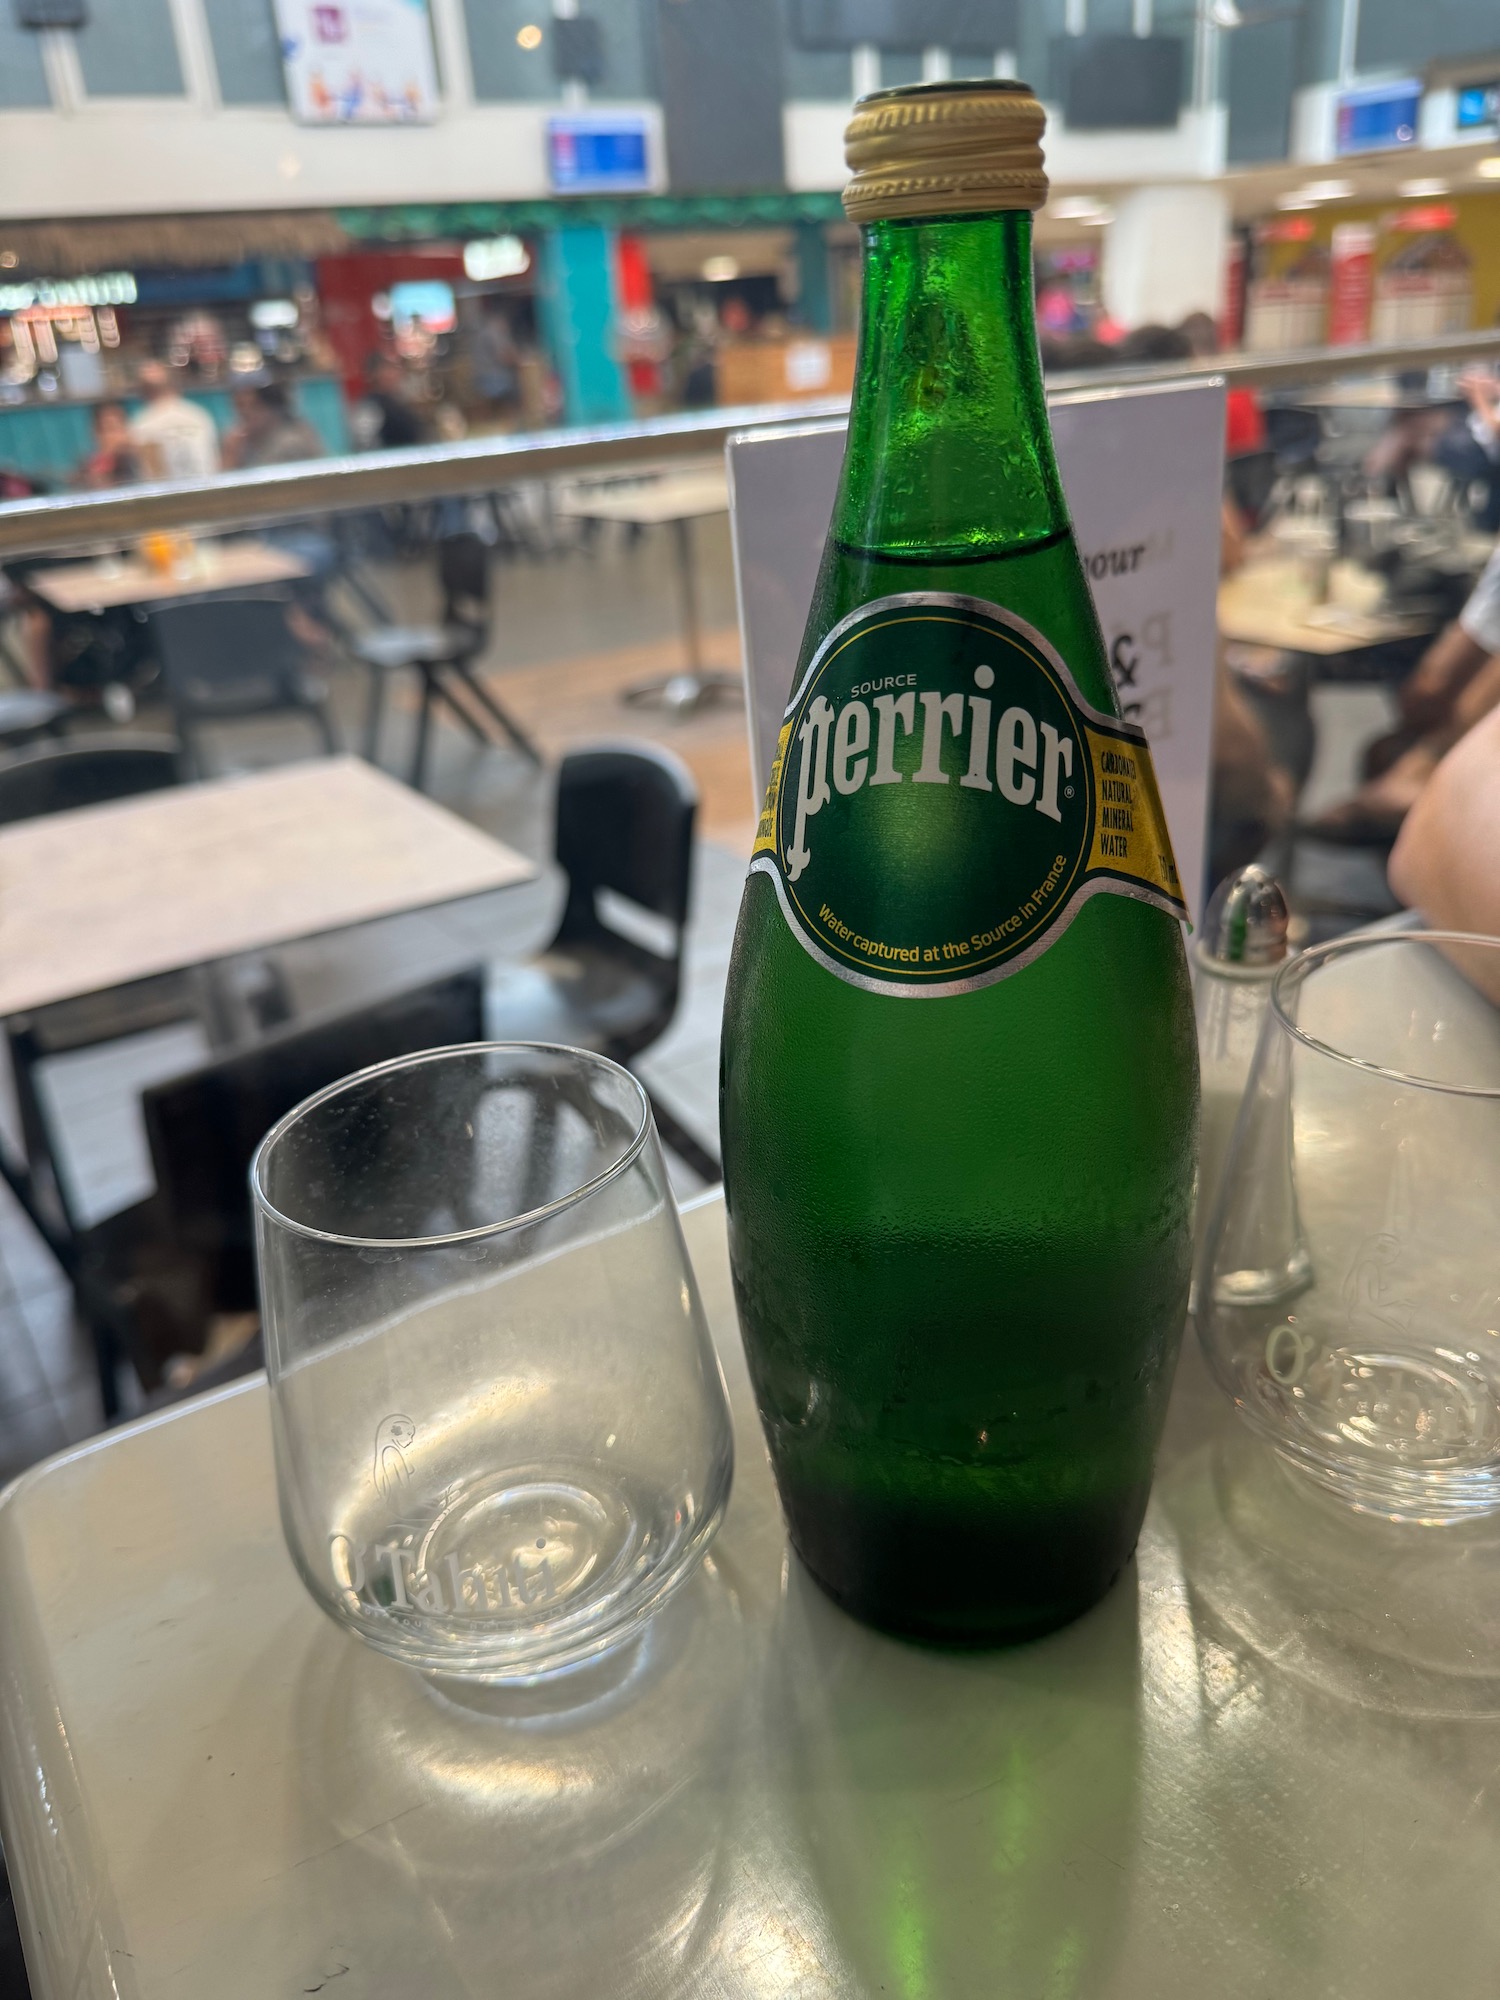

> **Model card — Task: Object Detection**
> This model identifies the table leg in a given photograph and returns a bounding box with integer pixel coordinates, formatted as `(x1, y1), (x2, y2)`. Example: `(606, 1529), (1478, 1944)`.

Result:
(673, 516), (703, 674)
(363, 662), (387, 763)
(618, 514), (741, 716)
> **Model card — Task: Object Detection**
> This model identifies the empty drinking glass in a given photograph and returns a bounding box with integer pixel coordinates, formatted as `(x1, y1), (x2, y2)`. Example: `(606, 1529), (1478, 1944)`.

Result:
(1196, 932), (1500, 1522)
(252, 1043), (734, 1680)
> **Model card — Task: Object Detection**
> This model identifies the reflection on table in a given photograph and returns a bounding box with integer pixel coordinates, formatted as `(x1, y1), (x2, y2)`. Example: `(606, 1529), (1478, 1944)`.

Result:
(8, 1188), (1500, 1996)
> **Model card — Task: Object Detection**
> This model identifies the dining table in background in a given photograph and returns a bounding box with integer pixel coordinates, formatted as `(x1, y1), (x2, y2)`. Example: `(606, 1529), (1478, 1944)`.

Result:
(0, 755), (534, 1022)
(1218, 551), (1438, 657)
(552, 465), (739, 713)
(19, 539), (311, 616)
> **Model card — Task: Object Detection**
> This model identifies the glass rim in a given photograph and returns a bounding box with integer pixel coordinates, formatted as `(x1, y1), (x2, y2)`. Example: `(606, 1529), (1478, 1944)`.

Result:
(249, 1040), (653, 1250)
(1270, 929), (1500, 1099)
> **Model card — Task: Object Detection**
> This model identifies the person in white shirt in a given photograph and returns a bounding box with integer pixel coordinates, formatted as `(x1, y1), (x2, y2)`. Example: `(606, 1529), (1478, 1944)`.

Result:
(127, 360), (221, 481)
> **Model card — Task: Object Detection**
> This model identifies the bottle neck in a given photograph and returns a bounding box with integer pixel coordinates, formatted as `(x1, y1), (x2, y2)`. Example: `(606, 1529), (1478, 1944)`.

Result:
(832, 209), (1069, 565)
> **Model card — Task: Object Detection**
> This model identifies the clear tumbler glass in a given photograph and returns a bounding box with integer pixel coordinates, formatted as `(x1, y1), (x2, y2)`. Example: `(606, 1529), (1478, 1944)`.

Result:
(1196, 932), (1500, 1522)
(252, 1043), (734, 1680)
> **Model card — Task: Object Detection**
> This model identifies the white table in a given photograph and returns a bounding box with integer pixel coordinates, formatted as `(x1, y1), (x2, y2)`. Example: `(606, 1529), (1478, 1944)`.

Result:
(23, 541), (310, 615)
(5, 1189), (1500, 1998)
(1218, 554), (1432, 656)
(554, 468), (736, 713)
(0, 756), (534, 1018)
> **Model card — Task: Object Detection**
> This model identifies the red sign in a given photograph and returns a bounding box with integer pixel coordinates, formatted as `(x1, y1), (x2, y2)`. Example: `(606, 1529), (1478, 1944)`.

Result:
(1384, 203), (1459, 234)
(1328, 222), (1376, 345)
(1219, 235), (1246, 349)
(1254, 216), (1315, 245)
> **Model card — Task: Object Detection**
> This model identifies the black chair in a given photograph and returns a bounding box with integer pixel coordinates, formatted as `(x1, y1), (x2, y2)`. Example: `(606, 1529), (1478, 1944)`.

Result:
(55, 968), (487, 1418)
(487, 744), (720, 1182)
(354, 532), (539, 791)
(1225, 449), (1278, 534)
(149, 595), (339, 777)
(1263, 405), (1324, 478)
(0, 734), (190, 1283)
(0, 733), (181, 824)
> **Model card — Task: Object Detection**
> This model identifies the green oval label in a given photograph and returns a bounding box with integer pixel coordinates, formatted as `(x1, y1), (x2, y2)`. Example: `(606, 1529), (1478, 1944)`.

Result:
(751, 592), (1184, 995)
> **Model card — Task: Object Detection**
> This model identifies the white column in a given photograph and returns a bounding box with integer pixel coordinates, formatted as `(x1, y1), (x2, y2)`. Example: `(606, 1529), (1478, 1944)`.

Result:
(429, 0), (476, 110)
(851, 43), (880, 98)
(1102, 183), (1231, 329)
(552, 0), (586, 104)
(921, 47), (951, 82)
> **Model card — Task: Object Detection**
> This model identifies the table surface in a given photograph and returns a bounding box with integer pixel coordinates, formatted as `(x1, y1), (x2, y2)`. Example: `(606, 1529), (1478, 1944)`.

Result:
(552, 468), (729, 527)
(0, 756), (534, 1016)
(23, 541), (310, 613)
(6, 1189), (1500, 1998)
(1218, 552), (1433, 655)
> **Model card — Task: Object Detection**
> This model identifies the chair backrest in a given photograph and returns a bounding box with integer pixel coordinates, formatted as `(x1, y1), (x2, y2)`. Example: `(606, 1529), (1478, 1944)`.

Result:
(437, 532), (492, 631)
(1263, 406), (1323, 468)
(0, 734), (180, 825)
(150, 595), (306, 713)
(1225, 448), (1278, 533)
(142, 967), (485, 1309)
(552, 744), (698, 951)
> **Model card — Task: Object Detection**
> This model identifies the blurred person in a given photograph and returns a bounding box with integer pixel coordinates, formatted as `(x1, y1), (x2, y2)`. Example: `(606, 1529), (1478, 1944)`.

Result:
(1429, 364), (1500, 532)
(128, 359), (220, 480)
(472, 307), (521, 418)
(1035, 277), (1078, 336)
(1364, 368), (1463, 511)
(1210, 479), (1294, 881)
(673, 302), (718, 409)
(362, 352), (428, 449)
(222, 382), (324, 469)
(1039, 332), (1116, 372)
(1305, 542), (1500, 845)
(1178, 310), (1219, 356)
(1178, 310), (1266, 456)
(73, 401), (140, 490)
(1117, 323), (1193, 366)
(223, 383), (335, 592)
(1388, 701), (1500, 969)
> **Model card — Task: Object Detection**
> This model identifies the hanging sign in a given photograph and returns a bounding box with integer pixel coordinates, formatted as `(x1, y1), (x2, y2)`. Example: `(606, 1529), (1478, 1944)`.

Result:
(274, 0), (439, 124)
(1328, 222), (1376, 346)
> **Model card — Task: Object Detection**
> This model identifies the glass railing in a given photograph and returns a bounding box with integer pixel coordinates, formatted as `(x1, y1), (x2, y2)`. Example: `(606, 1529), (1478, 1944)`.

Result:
(3, 326), (1498, 975)
(1, 330), (1497, 558)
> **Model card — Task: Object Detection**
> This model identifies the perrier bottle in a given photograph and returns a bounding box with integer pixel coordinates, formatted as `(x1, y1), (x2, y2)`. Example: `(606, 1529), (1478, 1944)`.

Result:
(720, 79), (1199, 1644)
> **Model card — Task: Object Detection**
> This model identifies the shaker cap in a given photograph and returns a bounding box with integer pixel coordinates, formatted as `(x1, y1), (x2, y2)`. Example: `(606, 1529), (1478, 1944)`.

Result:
(1201, 865), (1291, 969)
(843, 79), (1048, 224)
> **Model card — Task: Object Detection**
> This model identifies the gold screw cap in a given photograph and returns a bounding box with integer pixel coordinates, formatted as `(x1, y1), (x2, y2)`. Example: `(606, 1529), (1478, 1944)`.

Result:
(843, 79), (1048, 224)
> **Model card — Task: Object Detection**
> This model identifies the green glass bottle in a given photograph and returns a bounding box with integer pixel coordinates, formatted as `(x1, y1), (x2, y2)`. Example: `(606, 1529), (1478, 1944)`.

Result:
(719, 80), (1199, 1645)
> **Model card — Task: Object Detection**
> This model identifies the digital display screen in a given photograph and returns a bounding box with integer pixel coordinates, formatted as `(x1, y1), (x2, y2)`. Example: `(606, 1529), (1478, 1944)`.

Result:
(1457, 83), (1499, 131)
(387, 281), (455, 333)
(547, 116), (652, 195)
(1335, 80), (1421, 154)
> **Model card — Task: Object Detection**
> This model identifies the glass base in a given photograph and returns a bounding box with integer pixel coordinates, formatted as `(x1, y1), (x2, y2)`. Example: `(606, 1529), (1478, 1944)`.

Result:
(1232, 1345), (1500, 1524)
(312, 1461), (728, 1682)
(1159, 1432), (1500, 1718)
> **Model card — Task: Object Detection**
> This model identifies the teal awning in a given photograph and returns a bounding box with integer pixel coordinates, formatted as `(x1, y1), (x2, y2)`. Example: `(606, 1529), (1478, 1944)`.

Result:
(336, 190), (846, 241)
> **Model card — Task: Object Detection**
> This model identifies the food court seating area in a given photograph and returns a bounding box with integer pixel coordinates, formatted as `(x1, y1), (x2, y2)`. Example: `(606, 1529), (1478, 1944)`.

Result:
(0, 493), (747, 1467)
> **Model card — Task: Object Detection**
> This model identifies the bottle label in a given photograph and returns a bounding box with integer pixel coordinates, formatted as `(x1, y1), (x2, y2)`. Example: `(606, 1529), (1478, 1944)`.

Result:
(750, 591), (1185, 996)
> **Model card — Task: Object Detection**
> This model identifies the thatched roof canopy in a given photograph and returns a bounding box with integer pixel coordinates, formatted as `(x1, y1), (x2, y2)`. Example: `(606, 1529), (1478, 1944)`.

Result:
(0, 211), (351, 276)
